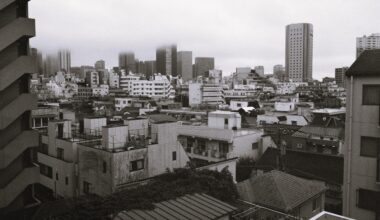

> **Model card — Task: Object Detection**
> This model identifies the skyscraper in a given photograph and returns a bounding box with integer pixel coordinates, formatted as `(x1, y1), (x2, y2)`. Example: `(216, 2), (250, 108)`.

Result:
(44, 54), (59, 77)
(273, 64), (286, 81)
(144, 60), (156, 78)
(0, 0), (39, 215)
(177, 51), (193, 82)
(335, 67), (349, 88)
(194, 57), (214, 78)
(58, 49), (71, 74)
(156, 45), (177, 76)
(118, 52), (136, 73)
(356, 33), (380, 58)
(285, 23), (313, 82)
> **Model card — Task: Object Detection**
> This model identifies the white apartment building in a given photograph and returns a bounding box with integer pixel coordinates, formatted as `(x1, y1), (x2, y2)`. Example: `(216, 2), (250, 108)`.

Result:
(114, 97), (134, 111)
(108, 70), (119, 88)
(120, 74), (174, 99)
(286, 23), (313, 82)
(92, 84), (109, 97)
(189, 83), (225, 107)
(356, 33), (380, 58)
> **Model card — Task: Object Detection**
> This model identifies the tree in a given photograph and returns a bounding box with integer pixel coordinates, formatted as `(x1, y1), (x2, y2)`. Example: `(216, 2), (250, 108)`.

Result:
(236, 157), (256, 182)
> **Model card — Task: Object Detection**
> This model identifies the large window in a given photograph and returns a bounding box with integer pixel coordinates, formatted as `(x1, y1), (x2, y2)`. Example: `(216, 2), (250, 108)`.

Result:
(361, 136), (380, 158)
(130, 159), (144, 171)
(362, 85), (380, 105)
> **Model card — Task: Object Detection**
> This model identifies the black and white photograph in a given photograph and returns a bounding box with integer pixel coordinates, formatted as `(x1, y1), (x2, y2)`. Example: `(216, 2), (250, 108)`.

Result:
(0, 0), (379, 219)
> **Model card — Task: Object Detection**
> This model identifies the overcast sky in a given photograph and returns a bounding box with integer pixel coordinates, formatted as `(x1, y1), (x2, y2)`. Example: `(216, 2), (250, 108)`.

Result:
(29, 0), (380, 79)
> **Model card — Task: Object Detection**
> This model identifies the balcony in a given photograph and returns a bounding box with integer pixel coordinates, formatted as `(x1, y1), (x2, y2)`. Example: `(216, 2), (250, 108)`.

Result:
(0, 56), (37, 91)
(0, 93), (37, 129)
(0, 130), (38, 169)
(0, 18), (35, 52)
(0, 166), (39, 207)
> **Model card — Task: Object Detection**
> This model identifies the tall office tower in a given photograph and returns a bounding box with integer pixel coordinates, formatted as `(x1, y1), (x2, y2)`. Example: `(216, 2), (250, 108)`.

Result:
(0, 0), (39, 215)
(119, 52), (136, 73)
(194, 57), (214, 78)
(343, 50), (380, 220)
(254, 65), (265, 76)
(156, 44), (177, 76)
(177, 51), (193, 82)
(44, 54), (59, 76)
(94, 59), (105, 70)
(356, 33), (380, 58)
(335, 67), (349, 88)
(273, 64), (286, 81)
(30, 48), (43, 75)
(58, 49), (71, 74)
(285, 23), (313, 82)
(135, 59), (146, 74)
(144, 60), (156, 78)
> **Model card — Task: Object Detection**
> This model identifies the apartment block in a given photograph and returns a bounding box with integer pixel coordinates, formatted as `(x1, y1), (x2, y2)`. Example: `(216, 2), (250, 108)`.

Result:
(343, 49), (380, 219)
(0, 0), (40, 214)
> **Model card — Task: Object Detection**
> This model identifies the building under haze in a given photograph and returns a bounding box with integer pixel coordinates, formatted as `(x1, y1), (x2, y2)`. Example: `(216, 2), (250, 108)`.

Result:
(335, 67), (349, 88)
(285, 23), (313, 82)
(95, 59), (105, 70)
(58, 49), (71, 74)
(119, 52), (136, 73)
(254, 65), (264, 76)
(156, 45), (177, 76)
(356, 33), (380, 58)
(194, 57), (214, 78)
(44, 54), (59, 77)
(144, 60), (156, 78)
(0, 0), (39, 215)
(177, 51), (193, 82)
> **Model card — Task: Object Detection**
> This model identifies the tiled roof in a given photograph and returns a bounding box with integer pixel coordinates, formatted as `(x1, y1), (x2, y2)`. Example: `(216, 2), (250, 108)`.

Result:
(148, 114), (177, 123)
(237, 170), (326, 212)
(298, 126), (343, 138)
(346, 49), (380, 76)
(113, 193), (237, 220)
(256, 148), (344, 185)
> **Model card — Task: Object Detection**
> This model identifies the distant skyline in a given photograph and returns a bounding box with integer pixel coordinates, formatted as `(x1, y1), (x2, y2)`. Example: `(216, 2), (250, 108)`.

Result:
(29, 0), (380, 79)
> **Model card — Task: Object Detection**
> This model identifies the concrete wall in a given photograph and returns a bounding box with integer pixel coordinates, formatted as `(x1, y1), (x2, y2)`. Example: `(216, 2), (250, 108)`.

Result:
(230, 100), (248, 111)
(197, 159), (237, 183)
(83, 117), (106, 135)
(231, 132), (262, 160)
(102, 125), (128, 149)
(189, 83), (202, 106)
(275, 102), (295, 112)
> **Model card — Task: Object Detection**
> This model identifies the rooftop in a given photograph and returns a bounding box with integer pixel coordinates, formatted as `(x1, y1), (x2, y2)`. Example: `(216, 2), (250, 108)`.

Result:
(346, 49), (380, 76)
(312, 108), (346, 115)
(178, 125), (261, 143)
(237, 170), (326, 212)
(113, 193), (237, 220)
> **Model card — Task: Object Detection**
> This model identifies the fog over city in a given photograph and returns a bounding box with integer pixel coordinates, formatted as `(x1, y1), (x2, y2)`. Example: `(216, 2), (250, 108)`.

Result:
(29, 0), (380, 79)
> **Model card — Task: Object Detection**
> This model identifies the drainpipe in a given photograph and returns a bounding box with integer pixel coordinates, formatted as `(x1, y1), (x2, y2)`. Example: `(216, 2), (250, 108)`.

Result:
(345, 75), (353, 216)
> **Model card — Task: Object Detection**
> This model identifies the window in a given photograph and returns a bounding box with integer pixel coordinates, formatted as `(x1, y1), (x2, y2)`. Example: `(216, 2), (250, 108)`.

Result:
(56, 172), (59, 180)
(102, 161), (107, 173)
(360, 136), (380, 157)
(65, 177), (69, 185)
(362, 85), (380, 105)
(83, 181), (91, 194)
(252, 142), (259, 150)
(40, 163), (52, 178)
(224, 118), (228, 125)
(291, 121), (297, 125)
(130, 159), (144, 171)
(237, 103), (242, 107)
(172, 151), (177, 161)
(57, 148), (64, 160)
(312, 197), (320, 211)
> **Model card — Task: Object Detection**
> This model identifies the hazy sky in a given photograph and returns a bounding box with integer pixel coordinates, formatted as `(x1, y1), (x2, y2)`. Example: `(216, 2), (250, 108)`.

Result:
(29, 0), (380, 79)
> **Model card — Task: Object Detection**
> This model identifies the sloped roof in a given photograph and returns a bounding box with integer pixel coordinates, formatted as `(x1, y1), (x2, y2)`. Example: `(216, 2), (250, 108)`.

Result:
(237, 170), (326, 212)
(346, 49), (380, 76)
(148, 114), (177, 123)
(113, 193), (237, 220)
(299, 126), (343, 138)
(256, 148), (344, 185)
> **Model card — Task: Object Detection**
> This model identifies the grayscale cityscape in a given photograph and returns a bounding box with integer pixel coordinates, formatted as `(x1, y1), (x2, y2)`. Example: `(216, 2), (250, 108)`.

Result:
(0, 0), (379, 219)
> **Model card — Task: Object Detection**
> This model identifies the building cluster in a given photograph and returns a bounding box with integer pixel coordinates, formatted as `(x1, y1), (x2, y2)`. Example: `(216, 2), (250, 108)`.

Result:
(2, 1), (380, 219)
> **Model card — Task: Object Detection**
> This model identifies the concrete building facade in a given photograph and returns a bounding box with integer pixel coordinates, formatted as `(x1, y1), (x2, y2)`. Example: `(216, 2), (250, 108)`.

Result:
(356, 33), (380, 58)
(195, 57), (215, 78)
(335, 67), (349, 88)
(156, 45), (177, 76)
(58, 49), (71, 74)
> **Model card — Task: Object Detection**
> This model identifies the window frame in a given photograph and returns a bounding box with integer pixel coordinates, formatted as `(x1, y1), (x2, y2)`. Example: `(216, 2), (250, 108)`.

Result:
(362, 84), (380, 106)
(360, 136), (380, 158)
(130, 159), (145, 172)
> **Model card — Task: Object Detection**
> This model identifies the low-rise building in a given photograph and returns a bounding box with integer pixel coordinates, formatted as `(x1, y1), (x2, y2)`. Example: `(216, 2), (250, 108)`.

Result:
(189, 83), (225, 107)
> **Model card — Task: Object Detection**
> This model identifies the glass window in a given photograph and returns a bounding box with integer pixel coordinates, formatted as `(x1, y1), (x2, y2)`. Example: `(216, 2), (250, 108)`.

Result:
(361, 136), (379, 157)
(172, 151), (177, 161)
(102, 161), (107, 173)
(57, 148), (64, 160)
(130, 159), (144, 171)
(362, 85), (380, 105)
(83, 181), (91, 194)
